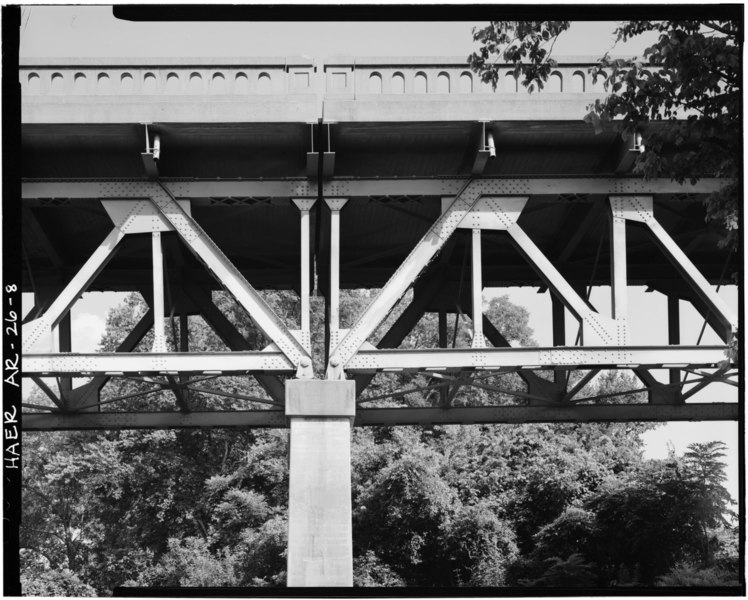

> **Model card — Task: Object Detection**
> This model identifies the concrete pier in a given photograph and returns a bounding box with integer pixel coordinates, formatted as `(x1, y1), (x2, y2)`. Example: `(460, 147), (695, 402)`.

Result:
(285, 380), (355, 587)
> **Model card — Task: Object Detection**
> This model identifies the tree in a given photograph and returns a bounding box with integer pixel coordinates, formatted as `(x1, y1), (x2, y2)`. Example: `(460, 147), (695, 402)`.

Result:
(682, 441), (736, 565)
(24, 288), (727, 591)
(469, 19), (740, 247)
(585, 450), (737, 586)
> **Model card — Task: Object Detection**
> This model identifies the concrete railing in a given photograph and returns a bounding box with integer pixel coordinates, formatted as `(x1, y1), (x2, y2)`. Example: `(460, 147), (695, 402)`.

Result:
(20, 57), (316, 96)
(323, 56), (611, 97)
(20, 56), (626, 123)
(20, 56), (621, 98)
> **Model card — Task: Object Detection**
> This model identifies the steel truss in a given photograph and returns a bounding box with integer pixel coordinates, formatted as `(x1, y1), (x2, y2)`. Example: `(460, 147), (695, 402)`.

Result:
(21, 177), (738, 427)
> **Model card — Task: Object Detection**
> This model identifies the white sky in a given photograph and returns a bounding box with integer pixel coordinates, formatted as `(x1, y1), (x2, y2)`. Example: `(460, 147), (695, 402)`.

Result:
(16, 6), (741, 501)
(18, 7), (655, 60)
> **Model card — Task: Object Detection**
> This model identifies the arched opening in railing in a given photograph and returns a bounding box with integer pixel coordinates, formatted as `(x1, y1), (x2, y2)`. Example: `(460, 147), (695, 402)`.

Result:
(392, 72), (405, 94)
(73, 72), (87, 94)
(436, 71), (450, 93)
(188, 72), (203, 94)
(547, 71), (562, 93)
(257, 72), (272, 93)
(414, 71), (428, 93)
(165, 72), (180, 94)
(369, 72), (382, 94)
(97, 73), (110, 94)
(503, 70), (517, 93)
(591, 70), (607, 92)
(50, 72), (64, 94)
(27, 72), (40, 94)
(120, 72), (134, 93)
(234, 72), (249, 94)
(143, 72), (157, 94)
(570, 70), (585, 92)
(459, 71), (473, 93)
(211, 72), (226, 94)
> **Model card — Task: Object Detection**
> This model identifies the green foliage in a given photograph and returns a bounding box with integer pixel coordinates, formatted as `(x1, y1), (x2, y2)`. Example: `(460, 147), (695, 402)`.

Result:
(586, 21), (740, 251)
(469, 20), (739, 249)
(124, 537), (239, 588)
(532, 507), (596, 562)
(21, 567), (97, 597)
(353, 551), (405, 587)
(656, 562), (740, 587)
(442, 502), (518, 586)
(469, 21), (571, 92)
(520, 553), (597, 587)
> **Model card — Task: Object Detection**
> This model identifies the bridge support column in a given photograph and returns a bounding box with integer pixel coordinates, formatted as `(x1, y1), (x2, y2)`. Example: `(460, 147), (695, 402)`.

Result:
(285, 379), (356, 587)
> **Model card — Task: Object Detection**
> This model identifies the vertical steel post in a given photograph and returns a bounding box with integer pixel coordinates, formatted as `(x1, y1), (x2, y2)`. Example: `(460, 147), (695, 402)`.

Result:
(609, 209), (628, 320)
(668, 294), (681, 387)
(438, 310), (449, 405)
(293, 199), (317, 353)
(471, 228), (485, 347)
(325, 199), (348, 351)
(151, 231), (167, 352)
(551, 295), (566, 385)
(300, 208), (311, 333)
(179, 312), (189, 352)
(57, 313), (73, 396)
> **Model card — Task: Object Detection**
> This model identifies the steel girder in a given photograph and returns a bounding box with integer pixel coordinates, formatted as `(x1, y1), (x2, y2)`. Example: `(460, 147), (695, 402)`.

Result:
(21, 403), (738, 431)
(344, 346), (730, 372)
(23, 351), (294, 375)
(21, 177), (727, 200)
(354, 403), (739, 426)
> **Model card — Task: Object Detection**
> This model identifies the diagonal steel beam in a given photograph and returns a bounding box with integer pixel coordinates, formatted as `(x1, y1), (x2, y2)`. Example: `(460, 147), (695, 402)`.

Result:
(23, 205), (63, 268)
(353, 270), (449, 397)
(480, 315), (564, 403)
(30, 376), (65, 410)
(147, 181), (311, 376)
(681, 366), (731, 401)
(552, 200), (605, 264)
(611, 195), (737, 342)
(67, 308), (155, 411)
(328, 179), (482, 377)
(23, 227), (126, 353)
(182, 284), (286, 403)
(562, 369), (601, 402)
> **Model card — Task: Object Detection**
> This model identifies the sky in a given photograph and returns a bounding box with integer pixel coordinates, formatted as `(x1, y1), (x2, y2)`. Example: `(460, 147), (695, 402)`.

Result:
(18, 6), (654, 61)
(16, 6), (741, 501)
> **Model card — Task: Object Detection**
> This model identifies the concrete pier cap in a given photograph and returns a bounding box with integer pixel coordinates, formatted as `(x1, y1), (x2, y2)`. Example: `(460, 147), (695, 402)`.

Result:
(285, 379), (356, 421)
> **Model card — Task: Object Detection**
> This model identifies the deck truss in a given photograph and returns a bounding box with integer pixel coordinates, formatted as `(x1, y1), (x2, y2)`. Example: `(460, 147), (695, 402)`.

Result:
(21, 177), (738, 429)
